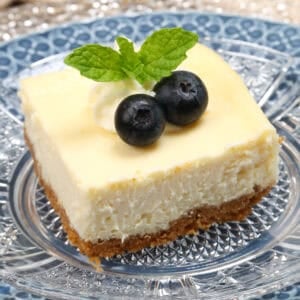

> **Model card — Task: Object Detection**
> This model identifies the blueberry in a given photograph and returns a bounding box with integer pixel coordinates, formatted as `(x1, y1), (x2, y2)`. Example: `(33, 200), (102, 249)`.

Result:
(115, 94), (165, 146)
(153, 71), (208, 126)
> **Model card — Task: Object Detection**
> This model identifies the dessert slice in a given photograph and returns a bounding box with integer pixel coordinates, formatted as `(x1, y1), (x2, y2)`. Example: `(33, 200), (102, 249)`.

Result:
(20, 30), (279, 258)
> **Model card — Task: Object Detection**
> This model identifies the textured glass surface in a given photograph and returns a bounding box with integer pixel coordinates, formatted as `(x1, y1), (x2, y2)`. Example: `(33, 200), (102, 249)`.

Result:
(0, 12), (299, 299)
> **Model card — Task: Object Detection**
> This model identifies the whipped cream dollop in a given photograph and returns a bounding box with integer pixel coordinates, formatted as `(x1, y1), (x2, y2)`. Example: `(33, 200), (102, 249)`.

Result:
(89, 79), (154, 132)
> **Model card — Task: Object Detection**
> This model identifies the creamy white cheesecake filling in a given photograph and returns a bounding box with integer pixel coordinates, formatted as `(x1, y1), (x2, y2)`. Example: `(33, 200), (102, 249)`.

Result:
(24, 114), (278, 242)
(20, 43), (280, 242)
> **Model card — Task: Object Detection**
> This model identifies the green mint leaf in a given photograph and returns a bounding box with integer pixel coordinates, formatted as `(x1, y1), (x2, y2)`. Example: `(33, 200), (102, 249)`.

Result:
(64, 44), (127, 82)
(116, 37), (144, 84)
(138, 28), (198, 82)
(64, 28), (199, 85)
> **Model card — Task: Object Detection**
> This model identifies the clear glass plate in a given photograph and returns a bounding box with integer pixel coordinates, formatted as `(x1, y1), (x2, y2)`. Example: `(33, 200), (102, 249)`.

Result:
(0, 12), (300, 299)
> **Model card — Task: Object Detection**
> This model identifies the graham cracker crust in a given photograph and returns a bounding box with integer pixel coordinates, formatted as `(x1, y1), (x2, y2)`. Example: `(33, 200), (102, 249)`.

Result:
(25, 131), (272, 258)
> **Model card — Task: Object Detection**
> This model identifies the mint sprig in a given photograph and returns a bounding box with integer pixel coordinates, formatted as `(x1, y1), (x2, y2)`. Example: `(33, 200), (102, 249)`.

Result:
(116, 36), (143, 80)
(64, 44), (127, 82)
(64, 28), (198, 85)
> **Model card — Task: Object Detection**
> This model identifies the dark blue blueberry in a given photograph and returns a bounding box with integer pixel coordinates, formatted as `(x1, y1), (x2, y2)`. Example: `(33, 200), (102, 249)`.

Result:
(115, 94), (165, 146)
(153, 71), (208, 126)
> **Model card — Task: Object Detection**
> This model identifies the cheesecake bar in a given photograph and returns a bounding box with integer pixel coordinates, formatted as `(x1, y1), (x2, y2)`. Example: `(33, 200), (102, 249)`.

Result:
(20, 43), (279, 257)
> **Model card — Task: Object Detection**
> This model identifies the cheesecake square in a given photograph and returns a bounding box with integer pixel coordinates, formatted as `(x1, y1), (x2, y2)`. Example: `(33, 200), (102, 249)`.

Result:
(20, 43), (279, 257)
